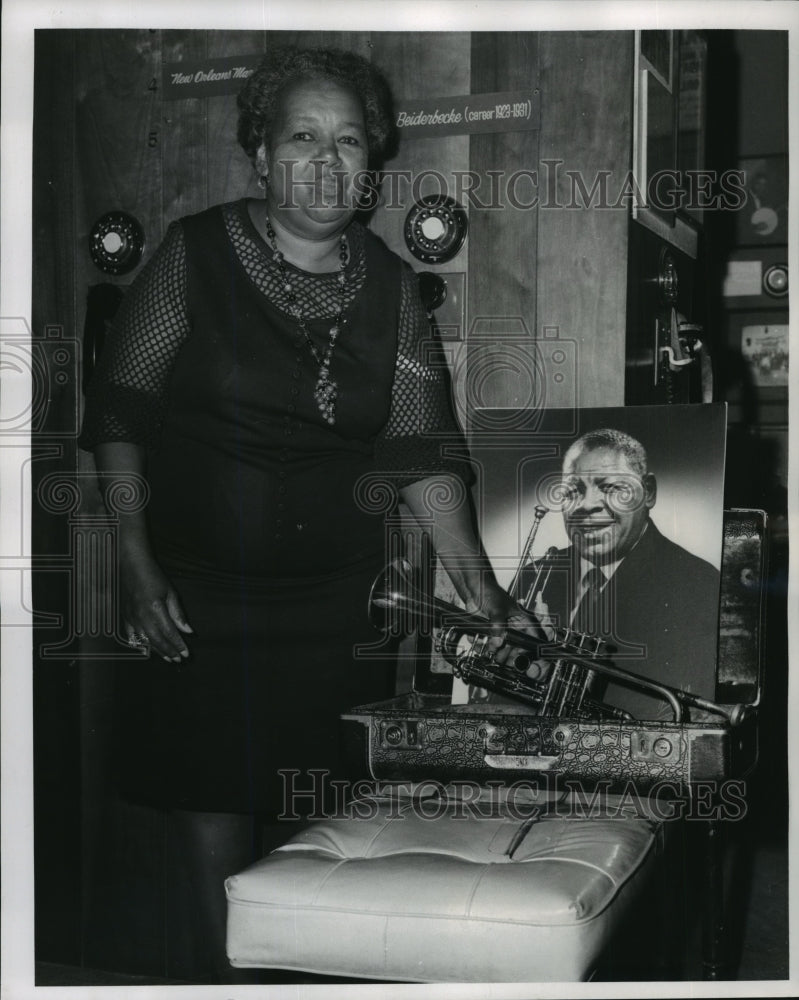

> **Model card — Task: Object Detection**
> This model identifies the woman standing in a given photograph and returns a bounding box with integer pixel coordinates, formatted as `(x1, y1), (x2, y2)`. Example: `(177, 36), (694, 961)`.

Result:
(80, 46), (530, 980)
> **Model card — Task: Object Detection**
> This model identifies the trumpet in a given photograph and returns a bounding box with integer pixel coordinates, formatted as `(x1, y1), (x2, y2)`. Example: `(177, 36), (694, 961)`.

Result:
(368, 557), (750, 727)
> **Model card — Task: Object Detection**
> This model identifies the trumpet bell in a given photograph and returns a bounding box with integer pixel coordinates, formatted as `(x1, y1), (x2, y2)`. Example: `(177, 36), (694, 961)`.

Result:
(367, 557), (419, 636)
(368, 557), (485, 638)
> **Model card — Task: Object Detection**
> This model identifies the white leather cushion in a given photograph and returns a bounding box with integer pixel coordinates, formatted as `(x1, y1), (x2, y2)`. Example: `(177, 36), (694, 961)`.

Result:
(226, 796), (658, 982)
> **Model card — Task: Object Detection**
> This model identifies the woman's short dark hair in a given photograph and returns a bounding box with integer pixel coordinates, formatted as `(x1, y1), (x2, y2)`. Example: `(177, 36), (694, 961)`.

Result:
(237, 46), (395, 167)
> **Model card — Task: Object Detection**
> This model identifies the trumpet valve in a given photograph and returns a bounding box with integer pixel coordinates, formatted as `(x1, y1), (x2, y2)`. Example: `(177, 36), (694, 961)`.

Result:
(449, 629), (491, 666)
(508, 650), (531, 673)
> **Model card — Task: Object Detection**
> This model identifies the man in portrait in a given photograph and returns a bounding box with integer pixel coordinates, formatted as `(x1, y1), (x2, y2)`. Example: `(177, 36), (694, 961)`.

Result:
(523, 426), (721, 720)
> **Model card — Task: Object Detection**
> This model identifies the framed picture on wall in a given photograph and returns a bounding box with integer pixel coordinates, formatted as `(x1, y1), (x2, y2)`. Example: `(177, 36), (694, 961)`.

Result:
(738, 314), (789, 388)
(725, 309), (789, 426)
(734, 154), (789, 246)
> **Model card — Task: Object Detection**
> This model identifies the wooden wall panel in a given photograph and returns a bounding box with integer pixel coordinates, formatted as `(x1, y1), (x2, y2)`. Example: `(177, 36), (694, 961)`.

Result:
(368, 32), (471, 268)
(75, 31), (164, 258)
(536, 31), (633, 408)
(469, 33), (540, 317)
(467, 32), (541, 411)
(206, 31), (266, 205)
(73, 30), (163, 470)
(267, 29), (371, 54)
(162, 31), (209, 225)
(368, 31), (471, 434)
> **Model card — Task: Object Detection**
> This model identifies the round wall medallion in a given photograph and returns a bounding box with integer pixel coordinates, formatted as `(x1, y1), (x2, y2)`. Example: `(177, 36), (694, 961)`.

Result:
(404, 195), (467, 264)
(763, 263), (788, 298)
(89, 211), (145, 275)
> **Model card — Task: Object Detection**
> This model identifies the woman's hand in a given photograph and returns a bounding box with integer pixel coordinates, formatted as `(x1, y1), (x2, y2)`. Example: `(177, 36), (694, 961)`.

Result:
(399, 473), (546, 663)
(120, 549), (193, 662)
(91, 442), (191, 662)
(466, 581), (547, 663)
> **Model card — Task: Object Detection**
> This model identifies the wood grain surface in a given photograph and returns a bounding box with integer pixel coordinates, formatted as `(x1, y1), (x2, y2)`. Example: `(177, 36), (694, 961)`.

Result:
(536, 31), (633, 408)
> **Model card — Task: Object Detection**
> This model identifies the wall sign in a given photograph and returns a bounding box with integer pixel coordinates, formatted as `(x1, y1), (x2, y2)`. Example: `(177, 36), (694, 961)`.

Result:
(163, 58), (540, 144)
(395, 90), (540, 138)
(163, 55), (261, 99)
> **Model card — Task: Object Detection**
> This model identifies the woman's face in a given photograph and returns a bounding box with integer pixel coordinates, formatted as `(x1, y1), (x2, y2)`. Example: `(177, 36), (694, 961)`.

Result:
(261, 77), (369, 237)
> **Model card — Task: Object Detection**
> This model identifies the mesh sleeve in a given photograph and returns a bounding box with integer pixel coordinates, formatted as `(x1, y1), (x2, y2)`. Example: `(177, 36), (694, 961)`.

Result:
(374, 264), (474, 489)
(78, 221), (189, 450)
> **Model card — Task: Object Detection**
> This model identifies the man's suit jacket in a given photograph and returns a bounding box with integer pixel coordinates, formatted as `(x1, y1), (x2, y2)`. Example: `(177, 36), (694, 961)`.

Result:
(523, 520), (721, 720)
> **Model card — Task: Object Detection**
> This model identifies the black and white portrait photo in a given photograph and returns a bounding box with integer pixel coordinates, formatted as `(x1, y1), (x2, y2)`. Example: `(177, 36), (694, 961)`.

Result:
(467, 404), (726, 720)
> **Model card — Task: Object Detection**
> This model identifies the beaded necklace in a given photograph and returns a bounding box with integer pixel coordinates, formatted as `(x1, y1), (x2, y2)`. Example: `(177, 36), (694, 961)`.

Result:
(264, 212), (348, 426)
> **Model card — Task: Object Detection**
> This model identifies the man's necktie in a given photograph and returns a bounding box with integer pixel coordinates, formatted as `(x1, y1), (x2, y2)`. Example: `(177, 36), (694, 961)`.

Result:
(573, 567), (607, 635)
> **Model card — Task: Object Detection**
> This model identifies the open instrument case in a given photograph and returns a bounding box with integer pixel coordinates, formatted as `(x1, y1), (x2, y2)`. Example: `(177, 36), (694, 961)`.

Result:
(344, 509), (766, 792)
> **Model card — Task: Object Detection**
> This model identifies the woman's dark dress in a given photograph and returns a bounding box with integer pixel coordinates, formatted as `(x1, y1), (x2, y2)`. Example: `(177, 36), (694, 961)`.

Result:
(80, 200), (470, 814)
